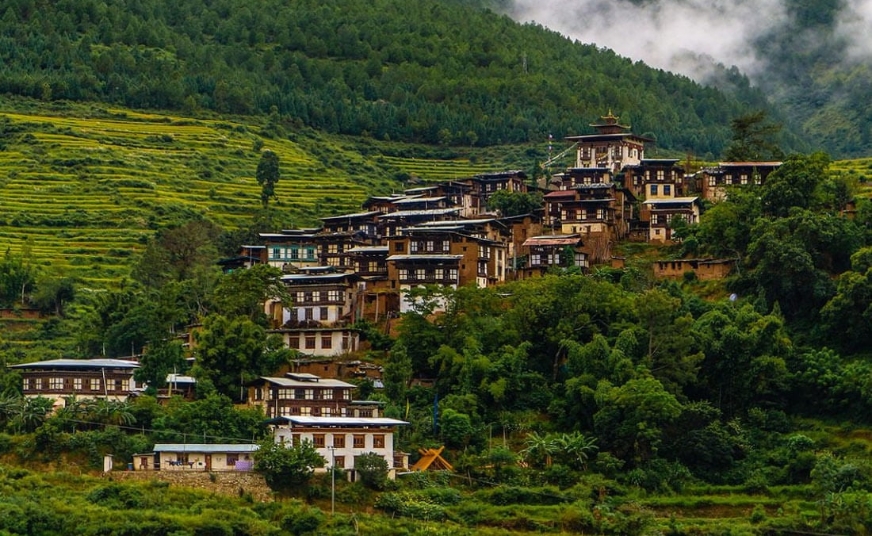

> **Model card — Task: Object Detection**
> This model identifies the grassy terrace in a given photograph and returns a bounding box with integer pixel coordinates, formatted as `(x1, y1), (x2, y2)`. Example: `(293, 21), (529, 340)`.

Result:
(0, 99), (524, 286)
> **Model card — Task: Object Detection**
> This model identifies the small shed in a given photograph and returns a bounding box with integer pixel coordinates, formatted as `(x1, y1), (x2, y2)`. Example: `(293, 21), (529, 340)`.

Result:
(147, 443), (260, 472)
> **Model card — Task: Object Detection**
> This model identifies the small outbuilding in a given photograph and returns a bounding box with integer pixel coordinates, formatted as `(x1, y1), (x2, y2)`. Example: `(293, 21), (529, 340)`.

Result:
(134, 443), (259, 472)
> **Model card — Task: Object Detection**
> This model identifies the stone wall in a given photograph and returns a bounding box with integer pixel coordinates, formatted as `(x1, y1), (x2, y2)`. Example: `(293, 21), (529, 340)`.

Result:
(110, 470), (274, 502)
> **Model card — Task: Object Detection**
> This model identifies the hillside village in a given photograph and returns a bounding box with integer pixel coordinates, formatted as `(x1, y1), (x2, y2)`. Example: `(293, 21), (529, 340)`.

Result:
(3, 112), (780, 479)
(246, 112), (780, 355)
(6, 112), (788, 482)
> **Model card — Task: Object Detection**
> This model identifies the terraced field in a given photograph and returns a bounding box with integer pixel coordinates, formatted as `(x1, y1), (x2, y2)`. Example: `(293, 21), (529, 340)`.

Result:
(0, 101), (521, 285)
(831, 157), (872, 196)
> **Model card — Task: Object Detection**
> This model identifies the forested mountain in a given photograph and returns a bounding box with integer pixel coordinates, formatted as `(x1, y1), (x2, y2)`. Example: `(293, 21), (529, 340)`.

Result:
(498, 0), (872, 157)
(0, 0), (805, 157)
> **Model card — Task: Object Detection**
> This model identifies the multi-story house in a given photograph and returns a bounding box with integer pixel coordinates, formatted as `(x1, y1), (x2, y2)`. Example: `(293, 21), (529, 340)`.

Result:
(623, 158), (689, 199)
(565, 112), (652, 173)
(12, 358), (141, 408)
(386, 221), (510, 312)
(641, 197), (702, 242)
(694, 162), (782, 201)
(519, 234), (588, 277)
(266, 270), (360, 357)
(260, 229), (322, 270)
(345, 245), (398, 321)
(250, 373), (408, 477)
(378, 207), (463, 238)
(467, 170), (529, 213)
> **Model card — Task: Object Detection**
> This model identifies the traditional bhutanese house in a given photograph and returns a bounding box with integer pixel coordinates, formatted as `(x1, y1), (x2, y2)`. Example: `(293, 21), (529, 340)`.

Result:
(566, 112), (653, 173)
(550, 167), (612, 189)
(345, 245), (398, 322)
(424, 181), (477, 218)
(377, 207), (462, 238)
(695, 162), (782, 202)
(11, 359), (140, 409)
(641, 197), (702, 243)
(135, 444), (259, 472)
(498, 213), (545, 276)
(653, 258), (737, 281)
(519, 234), (588, 278)
(270, 415), (409, 479)
(247, 373), (357, 418)
(260, 229), (322, 271)
(319, 211), (380, 238)
(266, 270), (360, 356)
(386, 253), (462, 313)
(467, 170), (528, 214)
(543, 187), (618, 262)
(406, 219), (511, 286)
(623, 158), (688, 199)
(362, 194), (408, 214)
(317, 211), (381, 269)
(544, 189), (576, 228)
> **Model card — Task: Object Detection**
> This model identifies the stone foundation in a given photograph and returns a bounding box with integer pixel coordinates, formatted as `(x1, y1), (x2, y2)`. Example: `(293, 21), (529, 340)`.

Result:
(110, 470), (274, 502)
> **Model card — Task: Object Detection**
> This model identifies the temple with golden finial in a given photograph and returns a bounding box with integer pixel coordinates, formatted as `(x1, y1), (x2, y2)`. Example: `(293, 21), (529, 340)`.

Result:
(564, 111), (653, 172)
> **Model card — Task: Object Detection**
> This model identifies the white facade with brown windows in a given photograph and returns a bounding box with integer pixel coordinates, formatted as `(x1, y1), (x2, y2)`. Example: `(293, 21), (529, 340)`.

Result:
(272, 416), (409, 477)
(11, 359), (140, 408)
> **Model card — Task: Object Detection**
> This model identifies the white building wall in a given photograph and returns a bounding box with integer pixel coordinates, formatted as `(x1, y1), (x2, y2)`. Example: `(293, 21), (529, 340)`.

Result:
(273, 428), (396, 470)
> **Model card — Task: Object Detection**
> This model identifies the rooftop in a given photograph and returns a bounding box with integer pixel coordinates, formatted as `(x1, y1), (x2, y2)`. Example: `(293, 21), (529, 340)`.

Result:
(153, 443), (259, 453)
(253, 376), (357, 388)
(270, 416), (408, 427)
(10, 358), (140, 370)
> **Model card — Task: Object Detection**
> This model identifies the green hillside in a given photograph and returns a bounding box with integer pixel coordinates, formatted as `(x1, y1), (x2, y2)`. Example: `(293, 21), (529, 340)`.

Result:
(0, 0), (801, 158)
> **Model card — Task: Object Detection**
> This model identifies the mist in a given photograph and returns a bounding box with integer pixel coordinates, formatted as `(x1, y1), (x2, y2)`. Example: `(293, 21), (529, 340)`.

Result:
(504, 0), (871, 84)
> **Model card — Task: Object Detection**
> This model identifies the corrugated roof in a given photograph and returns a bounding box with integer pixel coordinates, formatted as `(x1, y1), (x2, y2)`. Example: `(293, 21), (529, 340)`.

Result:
(387, 255), (463, 261)
(153, 443), (259, 453)
(11, 358), (140, 369)
(280, 273), (353, 282)
(320, 211), (380, 221)
(255, 376), (357, 388)
(276, 416), (408, 426)
(415, 218), (497, 227)
(379, 208), (461, 218)
(346, 246), (389, 253)
(393, 196), (446, 204)
(523, 236), (582, 246)
(642, 197), (699, 205)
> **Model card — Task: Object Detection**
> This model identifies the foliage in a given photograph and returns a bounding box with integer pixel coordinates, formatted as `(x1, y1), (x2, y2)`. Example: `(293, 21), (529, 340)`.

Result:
(255, 150), (281, 208)
(723, 110), (784, 162)
(486, 190), (543, 217)
(193, 314), (291, 401)
(354, 452), (390, 490)
(0, 0), (786, 155)
(254, 438), (325, 494)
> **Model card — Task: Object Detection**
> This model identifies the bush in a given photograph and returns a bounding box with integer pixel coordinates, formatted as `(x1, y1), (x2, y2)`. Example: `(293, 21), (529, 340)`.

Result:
(354, 452), (389, 490)
(280, 505), (324, 536)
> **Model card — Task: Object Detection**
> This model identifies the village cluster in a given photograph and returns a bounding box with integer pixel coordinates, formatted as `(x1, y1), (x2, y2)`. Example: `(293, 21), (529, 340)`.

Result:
(10, 114), (781, 479)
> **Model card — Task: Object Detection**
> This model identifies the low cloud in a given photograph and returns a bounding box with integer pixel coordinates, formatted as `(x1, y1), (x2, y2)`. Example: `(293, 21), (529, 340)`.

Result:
(504, 0), (868, 83)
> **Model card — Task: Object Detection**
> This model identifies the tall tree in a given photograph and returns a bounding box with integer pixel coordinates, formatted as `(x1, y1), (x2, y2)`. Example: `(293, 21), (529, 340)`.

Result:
(255, 149), (281, 208)
(723, 110), (784, 162)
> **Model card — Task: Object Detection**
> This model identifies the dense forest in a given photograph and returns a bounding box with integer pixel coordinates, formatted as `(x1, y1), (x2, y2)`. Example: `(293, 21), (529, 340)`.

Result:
(0, 0), (806, 158)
